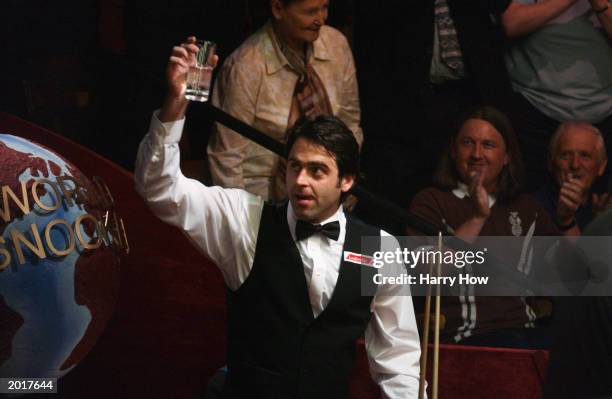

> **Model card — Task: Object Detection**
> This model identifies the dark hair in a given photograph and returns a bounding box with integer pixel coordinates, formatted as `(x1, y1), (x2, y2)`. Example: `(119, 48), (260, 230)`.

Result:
(433, 105), (525, 203)
(285, 115), (360, 180)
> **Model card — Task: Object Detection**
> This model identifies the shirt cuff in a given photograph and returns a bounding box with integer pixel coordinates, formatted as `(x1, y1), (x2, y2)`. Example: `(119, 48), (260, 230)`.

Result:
(151, 109), (186, 145)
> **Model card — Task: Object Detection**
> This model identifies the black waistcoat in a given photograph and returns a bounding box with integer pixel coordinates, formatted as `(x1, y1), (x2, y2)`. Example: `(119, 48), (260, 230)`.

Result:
(224, 202), (380, 399)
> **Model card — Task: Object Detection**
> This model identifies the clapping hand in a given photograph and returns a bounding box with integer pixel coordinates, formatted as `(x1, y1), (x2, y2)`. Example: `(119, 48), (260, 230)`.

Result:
(469, 166), (490, 220)
(453, 166), (490, 241)
(557, 174), (586, 226)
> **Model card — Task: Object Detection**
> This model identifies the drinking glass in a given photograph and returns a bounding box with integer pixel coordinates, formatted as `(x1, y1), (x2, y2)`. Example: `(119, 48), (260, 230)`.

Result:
(185, 40), (216, 102)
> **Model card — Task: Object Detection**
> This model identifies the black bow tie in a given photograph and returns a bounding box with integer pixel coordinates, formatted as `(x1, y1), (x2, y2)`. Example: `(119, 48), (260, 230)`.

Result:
(295, 220), (340, 241)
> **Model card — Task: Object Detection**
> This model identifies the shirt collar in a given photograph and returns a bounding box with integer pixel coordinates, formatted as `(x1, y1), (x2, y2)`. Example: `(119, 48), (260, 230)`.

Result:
(264, 20), (331, 75)
(452, 182), (497, 208)
(287, 202), (346, 243)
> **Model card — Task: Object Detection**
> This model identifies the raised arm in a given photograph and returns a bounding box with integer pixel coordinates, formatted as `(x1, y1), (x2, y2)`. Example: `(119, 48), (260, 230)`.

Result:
(501, 0), (577, 37)
(158, 36), (214, 122)
(135, 112), (263, 288)
(134, 39), (263, 289)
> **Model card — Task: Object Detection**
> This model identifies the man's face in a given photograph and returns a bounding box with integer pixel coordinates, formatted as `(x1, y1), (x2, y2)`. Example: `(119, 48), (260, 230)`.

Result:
(271, 0), (329, 49)
(551, 127), (606, 191)
(451, 118), (509, 192)
(286, 137), (354, 223)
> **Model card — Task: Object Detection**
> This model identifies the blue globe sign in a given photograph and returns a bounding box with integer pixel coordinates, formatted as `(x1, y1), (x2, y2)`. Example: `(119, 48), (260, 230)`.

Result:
(0, 134), (125, 381)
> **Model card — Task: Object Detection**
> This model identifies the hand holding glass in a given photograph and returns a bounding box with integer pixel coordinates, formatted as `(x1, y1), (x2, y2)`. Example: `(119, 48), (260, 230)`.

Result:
(185, 40), (216, 102)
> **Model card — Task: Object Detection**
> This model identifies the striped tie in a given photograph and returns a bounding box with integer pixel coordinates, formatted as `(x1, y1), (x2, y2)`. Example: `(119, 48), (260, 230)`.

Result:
(434, 0), (465, 75)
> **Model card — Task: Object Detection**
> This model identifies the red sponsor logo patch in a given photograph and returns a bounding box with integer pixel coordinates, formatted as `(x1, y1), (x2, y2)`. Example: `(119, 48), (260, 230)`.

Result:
(343, 251), (377, 267)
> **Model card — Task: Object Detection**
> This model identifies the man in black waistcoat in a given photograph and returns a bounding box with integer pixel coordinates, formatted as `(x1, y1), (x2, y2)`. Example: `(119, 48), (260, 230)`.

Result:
(135, 36), (422, 399)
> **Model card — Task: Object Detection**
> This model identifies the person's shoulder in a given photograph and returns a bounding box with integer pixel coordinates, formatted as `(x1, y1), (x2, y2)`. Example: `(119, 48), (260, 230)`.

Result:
(320, 25), (349, 44)
(221, 26), (269, 71)
(412, 187), (454, 205)
(263, 198), (289, 213)
(345, 213), (386, 237)
(318, 25), (352, 55)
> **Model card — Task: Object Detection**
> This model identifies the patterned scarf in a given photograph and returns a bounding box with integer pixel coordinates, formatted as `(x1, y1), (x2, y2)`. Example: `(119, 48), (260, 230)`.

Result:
(276, 32), (333, 128)
(434, 0), (466, 75)
(272, 27), (334, 199)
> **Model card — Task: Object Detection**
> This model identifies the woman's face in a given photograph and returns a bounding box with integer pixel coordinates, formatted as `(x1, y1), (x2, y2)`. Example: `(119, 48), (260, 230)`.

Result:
(451, 118), (509, 192)
(271, 0), (329, 50)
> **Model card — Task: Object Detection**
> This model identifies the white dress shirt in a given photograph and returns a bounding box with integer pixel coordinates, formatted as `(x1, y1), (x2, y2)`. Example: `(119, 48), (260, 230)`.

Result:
(134, 111), (422, 399)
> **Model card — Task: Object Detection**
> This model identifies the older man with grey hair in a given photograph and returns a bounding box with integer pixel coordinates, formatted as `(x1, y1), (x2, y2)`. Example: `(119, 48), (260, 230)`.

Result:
(535, 122), (612, 399)
(536, 121), (610, 234)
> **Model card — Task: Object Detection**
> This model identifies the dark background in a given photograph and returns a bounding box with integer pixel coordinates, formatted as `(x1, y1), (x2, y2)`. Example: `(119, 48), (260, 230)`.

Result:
(0, 0), (356, 170)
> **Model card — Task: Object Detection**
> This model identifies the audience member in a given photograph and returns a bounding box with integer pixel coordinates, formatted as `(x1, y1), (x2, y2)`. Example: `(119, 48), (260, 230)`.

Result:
(502, 0), (612, 190)
(535, 122), (612, 399)
(208, 0), (362, 200)
(354, 0), (515, 234)
(536, 121), (611, 232)
(407, 106), (569, 348)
